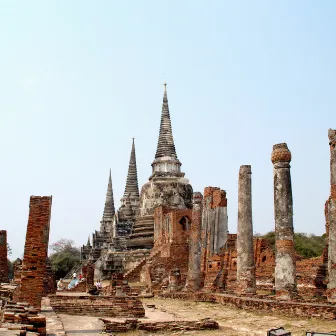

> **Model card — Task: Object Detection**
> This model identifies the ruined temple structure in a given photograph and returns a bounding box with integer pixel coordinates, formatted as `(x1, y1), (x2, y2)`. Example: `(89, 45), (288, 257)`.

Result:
(127, 83), (193, 250)
(123, 136), (335, 300)
(80, 138), (140, 273)
(76, 81), (335, 309)
(80, 84), (193, 278)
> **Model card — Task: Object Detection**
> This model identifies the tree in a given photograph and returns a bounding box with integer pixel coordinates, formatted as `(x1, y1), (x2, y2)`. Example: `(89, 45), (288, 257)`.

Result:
(7, 243), (12, 256)
(254, 231), (326, 258)
(49, 238), (81, 279)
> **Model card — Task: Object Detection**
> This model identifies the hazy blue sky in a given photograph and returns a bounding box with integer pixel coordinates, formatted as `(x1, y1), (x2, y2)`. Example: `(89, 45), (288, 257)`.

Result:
(0, 1), (335, 259)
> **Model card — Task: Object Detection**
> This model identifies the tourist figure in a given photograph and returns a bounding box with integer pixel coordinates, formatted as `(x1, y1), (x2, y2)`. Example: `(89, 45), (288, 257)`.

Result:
(68, 277), (77, 289)
(95, 279), (102, 289)
(57, 278), (63, 290)
(79, 273), (83, 281)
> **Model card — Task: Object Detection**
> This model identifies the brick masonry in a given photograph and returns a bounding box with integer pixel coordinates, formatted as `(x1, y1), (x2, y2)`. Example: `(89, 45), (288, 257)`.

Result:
(100, 317), (219, 333)
(49, 295), (145, 318)
(0, 230), (8, 283)
(159, 292), (336, 320)
(18, 196), (52, 310)
(2, 300), (46, 336)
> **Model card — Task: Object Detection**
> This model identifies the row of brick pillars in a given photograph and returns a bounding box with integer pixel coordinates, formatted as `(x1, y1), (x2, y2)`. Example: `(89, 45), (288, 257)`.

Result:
(186, 131), (335, 302)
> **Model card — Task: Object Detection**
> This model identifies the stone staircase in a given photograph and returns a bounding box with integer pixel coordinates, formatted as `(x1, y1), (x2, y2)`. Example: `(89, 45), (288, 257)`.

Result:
(124, 250), (160, 281)
(63, 262), (84, 280)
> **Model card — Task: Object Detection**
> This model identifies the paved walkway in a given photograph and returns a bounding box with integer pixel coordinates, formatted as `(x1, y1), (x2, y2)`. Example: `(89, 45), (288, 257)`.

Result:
(58, 314), (104, 336)
(41, 297), (66, 336)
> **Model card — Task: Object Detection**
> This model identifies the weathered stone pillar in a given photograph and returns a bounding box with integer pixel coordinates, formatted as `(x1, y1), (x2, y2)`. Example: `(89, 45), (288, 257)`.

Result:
(271, 143), (297, 300)
(327, 129), (336, 302)
(19, 196), (52, 309)
(200, 187), (228, 274)
(186, 192), (203, 291)
(236, 165), (256, 294)
(0, 230), (8, 283)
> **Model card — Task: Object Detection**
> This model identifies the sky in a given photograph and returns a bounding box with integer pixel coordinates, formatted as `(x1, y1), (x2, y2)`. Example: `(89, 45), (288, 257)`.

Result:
(0, 1), (335, 259)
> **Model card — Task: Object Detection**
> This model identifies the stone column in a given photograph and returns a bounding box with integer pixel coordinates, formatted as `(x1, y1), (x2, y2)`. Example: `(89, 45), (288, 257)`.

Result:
(19, 196), (52, 310)
(271, 143), (297, 300)
(186, 192), (203, 291)
(236, 165), (256, 294)
(327, 129), (336, 302)
(0, 230), (8, 283)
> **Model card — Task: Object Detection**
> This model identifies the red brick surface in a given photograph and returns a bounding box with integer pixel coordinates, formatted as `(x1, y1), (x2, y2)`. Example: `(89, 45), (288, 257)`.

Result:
(0, 230), (8, 283)
(18, 196), (52, 310)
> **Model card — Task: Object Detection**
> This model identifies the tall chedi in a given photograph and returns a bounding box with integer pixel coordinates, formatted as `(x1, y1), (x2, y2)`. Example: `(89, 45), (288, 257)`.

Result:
(128, 83), (193, 249)
(90, 169), (116, 262)
(100, 169), (116, 232)
(114, 139), (140, 237)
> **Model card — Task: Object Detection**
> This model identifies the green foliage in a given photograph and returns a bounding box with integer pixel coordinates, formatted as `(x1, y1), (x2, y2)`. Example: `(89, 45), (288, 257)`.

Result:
(7, 243), (12, 256)
(255, 231), (326, 259)
(49, 238), (80, 279)
(7, 259), (13, 280)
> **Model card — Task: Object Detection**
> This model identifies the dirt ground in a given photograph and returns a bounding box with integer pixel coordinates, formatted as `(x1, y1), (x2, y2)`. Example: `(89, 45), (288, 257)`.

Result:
(130, 297), (336, 336)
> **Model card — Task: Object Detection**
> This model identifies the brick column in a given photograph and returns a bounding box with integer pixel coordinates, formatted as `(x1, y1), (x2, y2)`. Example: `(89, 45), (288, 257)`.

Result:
(271, 144), (297, 300)
(19, 196), (52, 309)
(86, 262), (95, 291)
(327, 129), (336, 302)
(0, 230), (8, 283)
(186, 192), (203, 291)
(236, 165), (256, 294)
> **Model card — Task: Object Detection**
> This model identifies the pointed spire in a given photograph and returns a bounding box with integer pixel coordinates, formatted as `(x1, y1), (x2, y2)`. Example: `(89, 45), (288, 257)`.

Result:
(123, 138), (140, 198)
(155, 83), (178, 159)
(103, 169), (115, 217)
(86, 236), (91, 246)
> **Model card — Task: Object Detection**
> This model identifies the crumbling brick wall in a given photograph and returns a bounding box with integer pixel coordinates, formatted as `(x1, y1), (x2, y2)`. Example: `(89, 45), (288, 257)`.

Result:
(204, 234), (326, 296)
(0, 230), (8, 283)
(18, 196), (52, 310)
(140, 207), (192, 290)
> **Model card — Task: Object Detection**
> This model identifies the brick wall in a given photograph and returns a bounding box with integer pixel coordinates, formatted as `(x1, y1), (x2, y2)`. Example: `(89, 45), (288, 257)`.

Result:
(160, 292), (336, 320)
(141, 207), (192, 290)
(18, 196), (52, 310)
(202, 234), (327, 296)
(49, 295), (145, 318)
(101, 317), (219, 333)
(0, 230), (8, 283)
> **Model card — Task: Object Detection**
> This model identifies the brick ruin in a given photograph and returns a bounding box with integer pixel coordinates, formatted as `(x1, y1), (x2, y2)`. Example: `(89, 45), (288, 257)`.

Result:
(17, 196), (52, 310)
(74, 84), (336, 318)
(0, 86), (335, 335)
(0, 230), (8, 283)
(49, 294), (145, 318)
(0, 196), (53, 335)
(121, 134), (336, 310)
